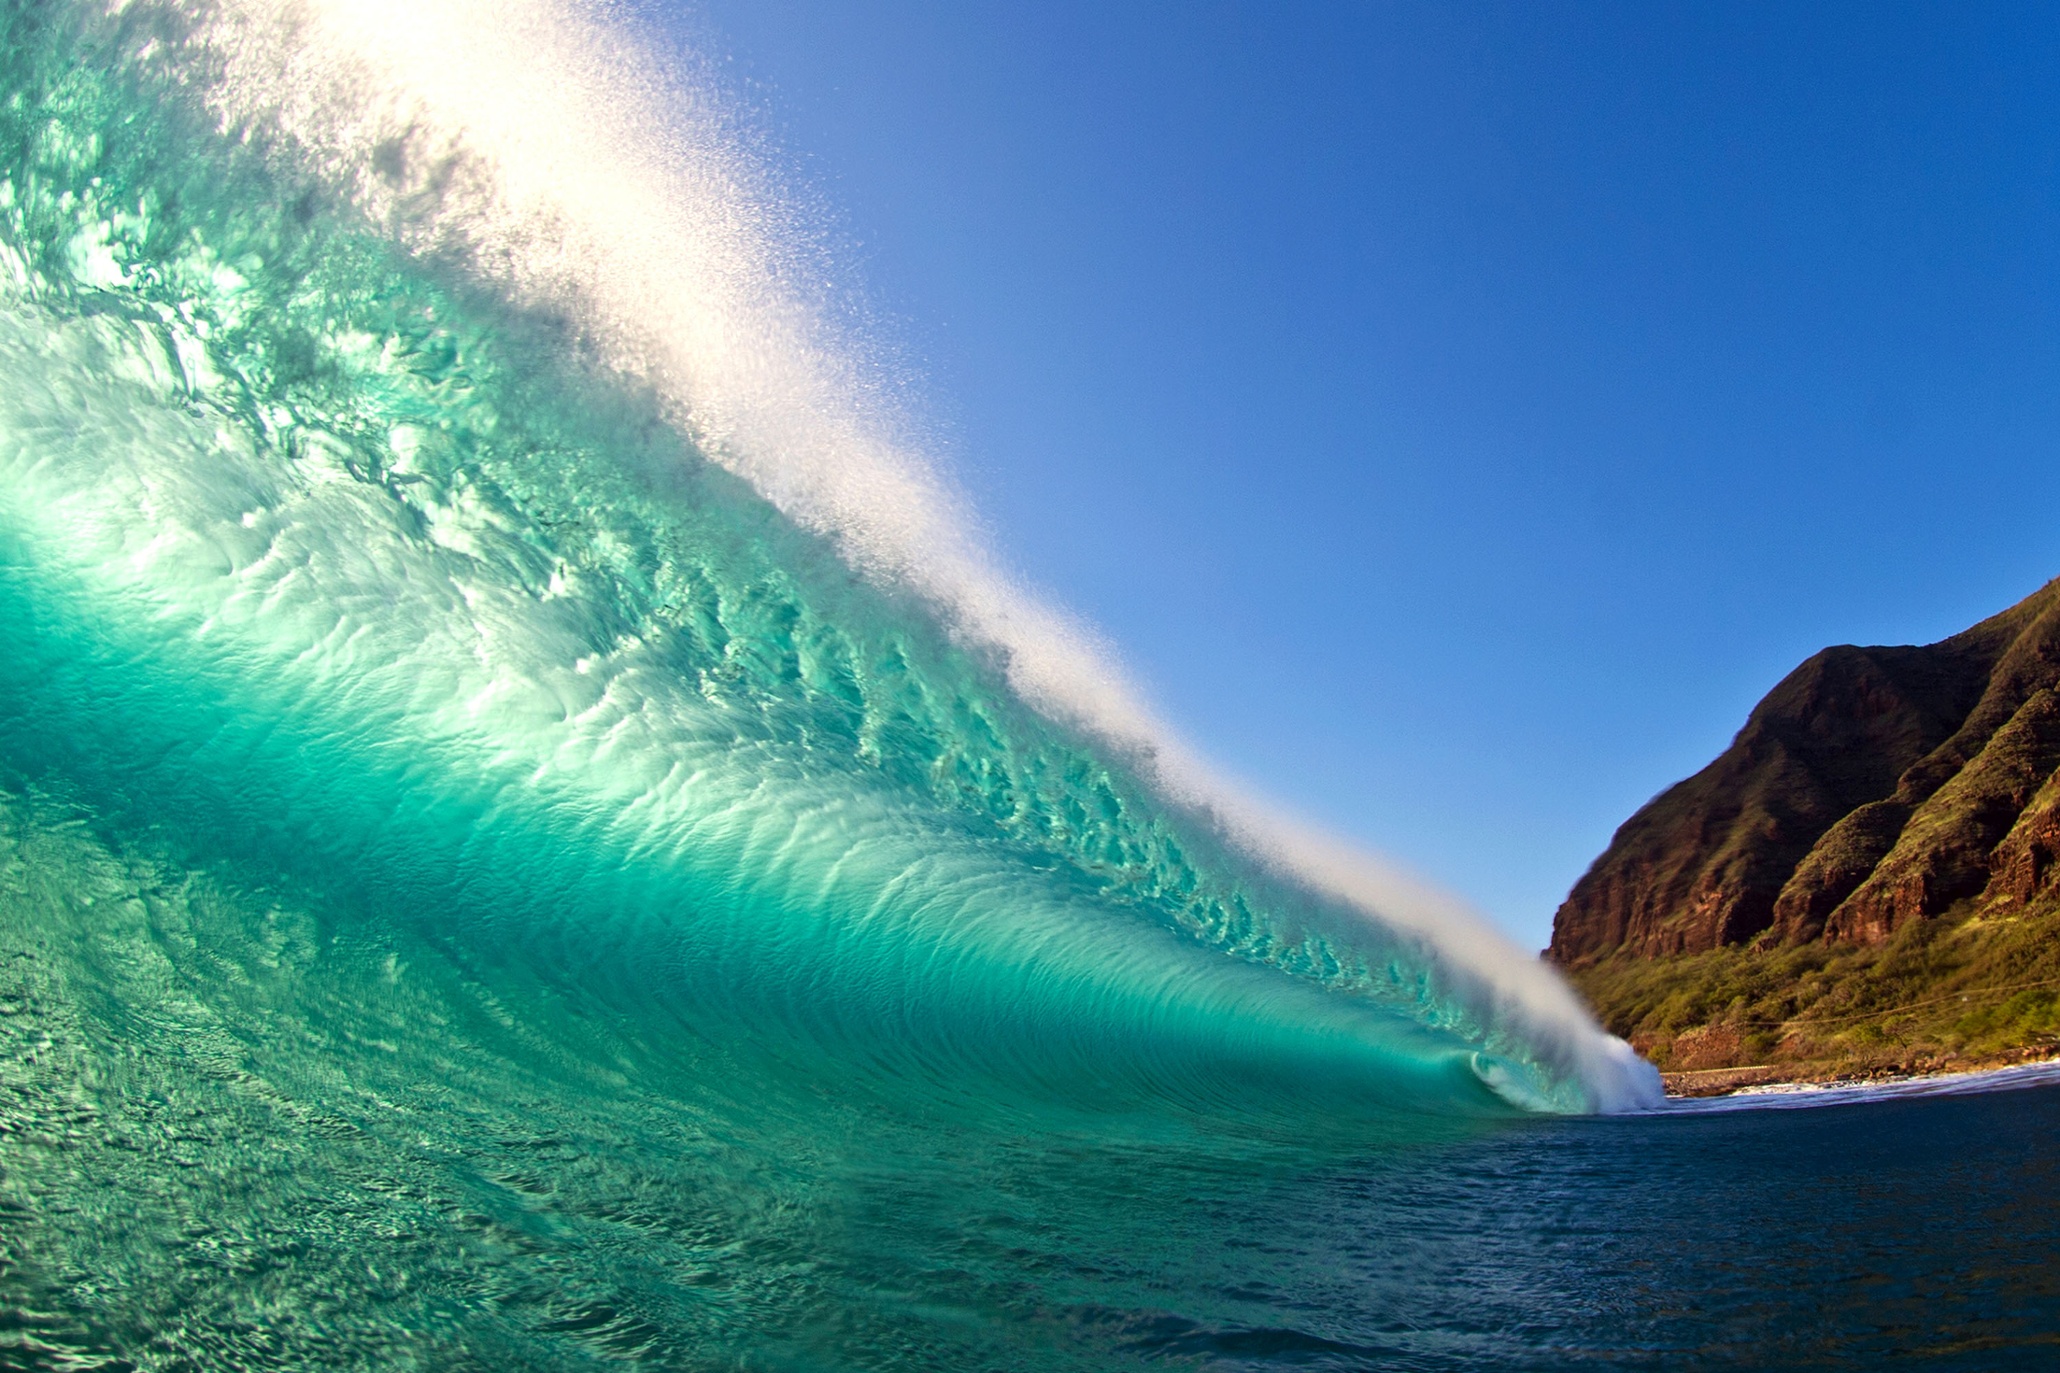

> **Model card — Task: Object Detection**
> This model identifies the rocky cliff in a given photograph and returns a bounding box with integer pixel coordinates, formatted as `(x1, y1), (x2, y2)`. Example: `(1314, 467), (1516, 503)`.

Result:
(1549, 579), (2060, 965)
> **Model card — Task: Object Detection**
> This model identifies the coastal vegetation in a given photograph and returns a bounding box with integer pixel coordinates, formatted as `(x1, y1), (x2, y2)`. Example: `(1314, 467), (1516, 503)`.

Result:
(1569, 897), (2060, 1088)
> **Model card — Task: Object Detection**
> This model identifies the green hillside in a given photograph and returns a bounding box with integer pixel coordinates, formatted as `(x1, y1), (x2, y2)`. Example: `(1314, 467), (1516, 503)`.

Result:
(1570, 897), (2060, 1090)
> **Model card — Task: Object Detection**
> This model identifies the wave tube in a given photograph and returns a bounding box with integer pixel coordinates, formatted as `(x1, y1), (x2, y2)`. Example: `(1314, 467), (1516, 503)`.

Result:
(0, 0), (1653, 1182)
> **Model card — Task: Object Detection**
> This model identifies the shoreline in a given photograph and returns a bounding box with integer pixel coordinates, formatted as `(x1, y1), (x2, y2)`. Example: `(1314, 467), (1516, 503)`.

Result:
(1661, 1046), (2060, 1101)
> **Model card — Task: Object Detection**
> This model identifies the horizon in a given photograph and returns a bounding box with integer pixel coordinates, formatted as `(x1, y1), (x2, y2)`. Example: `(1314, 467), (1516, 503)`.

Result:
(679, 0), (2060, 951)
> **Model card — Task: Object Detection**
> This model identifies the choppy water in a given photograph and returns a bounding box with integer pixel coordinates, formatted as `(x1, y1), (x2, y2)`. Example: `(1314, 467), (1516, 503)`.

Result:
(6, 2), (2046, 1369)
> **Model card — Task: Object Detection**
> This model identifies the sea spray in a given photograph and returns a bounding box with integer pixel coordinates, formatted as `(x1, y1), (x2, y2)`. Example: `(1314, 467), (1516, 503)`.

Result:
(214, 0), (1651, 1101)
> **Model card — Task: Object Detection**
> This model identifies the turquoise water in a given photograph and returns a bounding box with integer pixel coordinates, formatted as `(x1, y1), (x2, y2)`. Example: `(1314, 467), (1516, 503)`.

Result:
(13, 4), (2045, 1370)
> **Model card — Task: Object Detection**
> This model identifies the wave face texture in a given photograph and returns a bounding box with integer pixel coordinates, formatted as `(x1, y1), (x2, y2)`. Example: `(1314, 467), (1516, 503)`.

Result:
(0, 3), (1657, 1367)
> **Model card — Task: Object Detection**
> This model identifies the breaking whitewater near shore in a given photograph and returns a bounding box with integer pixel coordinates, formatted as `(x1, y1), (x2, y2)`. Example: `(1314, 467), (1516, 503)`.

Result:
(1661, 1045), (2060, 1099)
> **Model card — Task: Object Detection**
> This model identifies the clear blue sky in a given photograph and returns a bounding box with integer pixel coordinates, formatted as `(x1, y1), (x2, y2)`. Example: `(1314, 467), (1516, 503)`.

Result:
(674, 0), (2060, 951)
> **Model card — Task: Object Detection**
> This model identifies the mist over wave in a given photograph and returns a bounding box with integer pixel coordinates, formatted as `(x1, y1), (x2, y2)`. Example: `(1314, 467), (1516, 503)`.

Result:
(173, 0), (1646, 1110)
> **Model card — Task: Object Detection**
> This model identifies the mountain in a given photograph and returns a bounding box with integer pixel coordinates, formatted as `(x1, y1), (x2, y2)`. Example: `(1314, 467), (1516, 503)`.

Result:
(1550, 579), (2060, 1088)
(1551, 578), (2060, 963)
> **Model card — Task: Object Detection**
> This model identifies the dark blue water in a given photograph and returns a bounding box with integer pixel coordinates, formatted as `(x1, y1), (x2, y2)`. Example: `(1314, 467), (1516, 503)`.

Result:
(1249, 1085), (2060, 1370)
(805, 1082), (2060, 1371)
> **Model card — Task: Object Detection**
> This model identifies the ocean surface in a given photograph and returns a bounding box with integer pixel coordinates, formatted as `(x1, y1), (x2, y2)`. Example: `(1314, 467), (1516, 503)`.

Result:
(1, 2), (2051, 1369)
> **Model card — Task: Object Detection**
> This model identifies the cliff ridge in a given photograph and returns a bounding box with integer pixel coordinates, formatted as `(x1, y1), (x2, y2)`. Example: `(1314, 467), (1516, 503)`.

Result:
(1550, 579), (2060, 964)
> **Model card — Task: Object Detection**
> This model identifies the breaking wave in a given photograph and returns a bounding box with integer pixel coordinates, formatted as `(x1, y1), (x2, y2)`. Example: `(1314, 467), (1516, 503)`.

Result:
(0, 2), (1657, 1366)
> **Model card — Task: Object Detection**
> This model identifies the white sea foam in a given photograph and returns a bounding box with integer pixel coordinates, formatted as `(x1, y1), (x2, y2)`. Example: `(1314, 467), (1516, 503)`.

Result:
(1650, 1059), (2060, 1114)
(150, 0), (1659, 1111)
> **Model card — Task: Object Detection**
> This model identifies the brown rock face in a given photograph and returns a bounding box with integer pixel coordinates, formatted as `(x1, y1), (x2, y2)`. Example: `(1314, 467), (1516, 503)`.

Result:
(1824, 688), (2060, 942)
(1549, 579), (2060, 964)
(1987, 770), (2060, 907)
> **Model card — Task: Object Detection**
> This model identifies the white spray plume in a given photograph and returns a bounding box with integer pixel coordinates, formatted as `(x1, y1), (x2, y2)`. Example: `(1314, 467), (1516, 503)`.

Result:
(156, 0), (1660, 1111)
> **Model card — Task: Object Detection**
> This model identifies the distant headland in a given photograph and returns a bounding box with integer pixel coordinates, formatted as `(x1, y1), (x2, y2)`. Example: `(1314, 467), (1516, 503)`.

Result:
(1550, 578), (2060, 1094)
